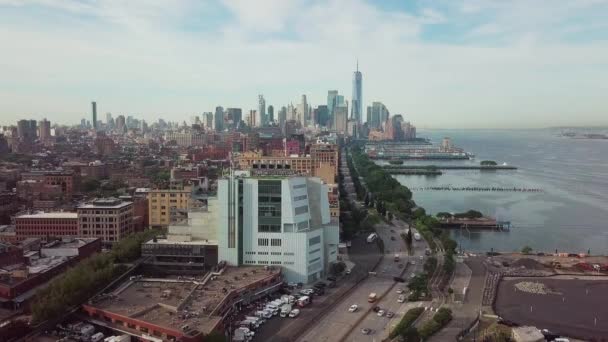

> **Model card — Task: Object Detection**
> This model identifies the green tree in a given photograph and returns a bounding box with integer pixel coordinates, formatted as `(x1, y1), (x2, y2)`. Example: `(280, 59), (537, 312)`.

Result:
(433, 308), (453, 325)
(436, 212), (452, 219)
(401, 327), (420, 342)
(204, 331), (227, 342)
(82, 178), (101, 193)
(481, 160), (497, 166)
(521, 245), (533, 254)
(412, 207), (426, 219)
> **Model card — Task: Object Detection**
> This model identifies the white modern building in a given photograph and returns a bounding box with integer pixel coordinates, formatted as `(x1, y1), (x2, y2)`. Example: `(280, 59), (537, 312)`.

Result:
(218, 171), (339, 284)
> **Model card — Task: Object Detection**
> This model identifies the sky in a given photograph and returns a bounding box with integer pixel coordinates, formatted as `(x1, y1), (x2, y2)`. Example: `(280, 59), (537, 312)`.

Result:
(1, 0), (607, 129)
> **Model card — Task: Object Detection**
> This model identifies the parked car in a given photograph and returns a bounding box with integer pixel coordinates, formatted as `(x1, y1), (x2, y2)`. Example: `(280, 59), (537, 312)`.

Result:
(348, 304), (358, 312)
(396, 288), (404, 294)
(288, 309), (300, 318)
(372, 306), (381, 312)
(327, 276), (337, 282)
(361, 328), (371, 335)
(314, 282), (327, 288)
(397, 295), (406, 303)
(377, 310), (385, 317)
(386, 312), (395, 318)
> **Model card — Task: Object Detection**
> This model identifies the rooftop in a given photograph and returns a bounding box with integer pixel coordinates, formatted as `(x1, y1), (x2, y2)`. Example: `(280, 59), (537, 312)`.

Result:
(77, 198), (132, 209)
(16, 212), (78, 219)
(143, 238), (218, 246)
(89, 266), (280, 335)
(41, 237), (98, 249)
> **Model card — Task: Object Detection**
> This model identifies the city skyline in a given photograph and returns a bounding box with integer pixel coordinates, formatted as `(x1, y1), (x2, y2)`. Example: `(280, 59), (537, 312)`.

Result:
(1, 0), (608, 128)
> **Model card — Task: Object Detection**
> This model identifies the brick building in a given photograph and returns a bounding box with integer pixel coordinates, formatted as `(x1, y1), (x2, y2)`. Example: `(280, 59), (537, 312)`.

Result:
(21, 170), (80, 199)
(77, 198), (134, 244)
(15, 212), (78, 242)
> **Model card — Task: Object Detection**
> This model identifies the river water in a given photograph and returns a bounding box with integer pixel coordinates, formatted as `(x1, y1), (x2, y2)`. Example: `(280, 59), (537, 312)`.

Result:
(386, 129), (608, 254)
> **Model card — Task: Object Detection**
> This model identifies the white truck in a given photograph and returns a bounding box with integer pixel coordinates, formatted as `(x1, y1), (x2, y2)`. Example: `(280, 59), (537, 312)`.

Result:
(280, 304), (293, 317)
(367, 233), (378, 243)
(91, 333), (105, 342)
(414, 233), (421, 241)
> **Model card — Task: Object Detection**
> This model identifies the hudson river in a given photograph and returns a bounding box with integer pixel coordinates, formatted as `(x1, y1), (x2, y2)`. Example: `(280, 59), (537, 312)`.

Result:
(390, 129), (608, 254)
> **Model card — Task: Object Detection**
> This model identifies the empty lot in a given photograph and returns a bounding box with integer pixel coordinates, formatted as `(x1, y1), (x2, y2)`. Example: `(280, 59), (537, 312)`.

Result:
(495, 277), (608, 340)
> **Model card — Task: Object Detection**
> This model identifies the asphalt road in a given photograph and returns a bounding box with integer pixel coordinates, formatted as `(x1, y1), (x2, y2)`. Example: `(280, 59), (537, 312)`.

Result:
(428, 256), (486, 341)
(343, 221), (428, 342)
(297, 220), (429, 342)
(253, 234), (382, 342)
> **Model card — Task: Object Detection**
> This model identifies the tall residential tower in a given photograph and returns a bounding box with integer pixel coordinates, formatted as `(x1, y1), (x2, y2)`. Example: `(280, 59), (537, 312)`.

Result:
(91, 101), (97, 130)
(351, 61), (362, 124)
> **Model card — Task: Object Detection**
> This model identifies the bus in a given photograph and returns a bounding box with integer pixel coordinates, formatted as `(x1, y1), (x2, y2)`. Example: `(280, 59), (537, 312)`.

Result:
(367, 233), (378, 243)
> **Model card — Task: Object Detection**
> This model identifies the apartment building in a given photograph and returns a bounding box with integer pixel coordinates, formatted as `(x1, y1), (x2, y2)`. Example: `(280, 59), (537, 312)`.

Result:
(148, 187), (191, 228)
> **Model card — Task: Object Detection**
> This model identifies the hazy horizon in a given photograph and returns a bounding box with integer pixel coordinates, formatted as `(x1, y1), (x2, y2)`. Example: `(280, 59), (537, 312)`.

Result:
(1, 0), (607, 128)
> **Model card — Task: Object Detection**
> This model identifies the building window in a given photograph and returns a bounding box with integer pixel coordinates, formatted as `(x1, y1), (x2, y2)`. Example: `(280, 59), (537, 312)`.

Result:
(258, 238), (269, 247)
(309, 257), (321, 264)
(309, 236), (321, 246)
(297, 220), (309, 230)
(259, 224), (281, 233)
(295, 205), (308, 215)
(293, 184), (307, 189)
(294, 194), (308, 201)
(271, 239), (281, 247)
(309, 248), (321, 255)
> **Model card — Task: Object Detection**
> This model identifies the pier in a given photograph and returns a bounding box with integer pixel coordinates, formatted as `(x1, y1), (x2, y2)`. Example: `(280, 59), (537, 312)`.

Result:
(439, 217), (512, 231)
(410, 186), (543, 192)
(383, 165), (517, 171)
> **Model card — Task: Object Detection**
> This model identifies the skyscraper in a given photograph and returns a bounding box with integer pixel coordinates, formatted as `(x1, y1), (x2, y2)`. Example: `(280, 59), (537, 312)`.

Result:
(258, 95), (266, 126)
(226, 108), (243, 128)
(315, 105), (329, 127)
(352, 60), (363, 124)
(268, 105), (274, 123)
(39, 118), (51, 142)
(334, 103), (348, 134)
(278, 106), (287, 128)
(116, 115), (126, 133)
(214, 106), (224, 131)
(17, 119), (37, 143)
(297, 95), (308, 126)
(370, 102), (389, 129)
(91, 101), (97, 130)
(327, 90), (338, 127)
(204, 112), (213, 130)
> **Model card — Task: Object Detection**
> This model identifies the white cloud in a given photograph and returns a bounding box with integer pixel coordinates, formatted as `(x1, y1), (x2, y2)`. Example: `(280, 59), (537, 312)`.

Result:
(0, 0), (607, 128)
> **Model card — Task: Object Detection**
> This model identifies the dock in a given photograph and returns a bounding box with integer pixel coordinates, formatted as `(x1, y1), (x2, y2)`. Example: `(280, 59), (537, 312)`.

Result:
(439, 217), (511, 231)
(383, 165), (517, 171)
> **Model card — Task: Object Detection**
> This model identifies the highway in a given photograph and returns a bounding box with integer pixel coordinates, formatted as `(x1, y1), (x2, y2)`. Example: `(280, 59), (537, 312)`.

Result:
(298, 220), (429, 342)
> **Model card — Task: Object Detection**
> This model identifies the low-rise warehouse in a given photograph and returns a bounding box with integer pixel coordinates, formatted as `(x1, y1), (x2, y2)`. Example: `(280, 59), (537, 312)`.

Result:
(82, 265), (282, 341)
